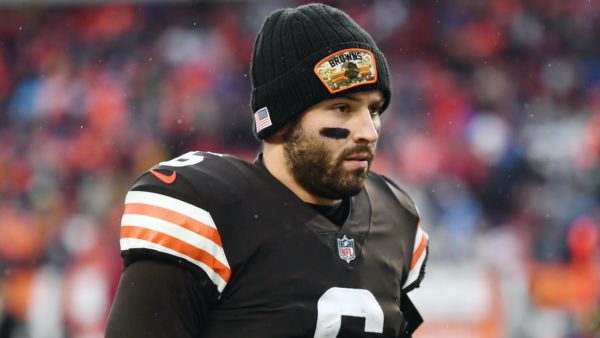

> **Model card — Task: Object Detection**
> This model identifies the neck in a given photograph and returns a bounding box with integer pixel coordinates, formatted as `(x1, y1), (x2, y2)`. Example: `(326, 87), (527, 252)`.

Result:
(262, 142), (340, 206)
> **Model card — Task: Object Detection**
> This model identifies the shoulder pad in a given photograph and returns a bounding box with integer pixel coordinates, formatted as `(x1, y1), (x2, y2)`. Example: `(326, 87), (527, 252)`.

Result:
(135, 151), (255, 205)
(379, 175), (420, 220)
(119, 151), (247, 294)
(370, 174), (428, 291)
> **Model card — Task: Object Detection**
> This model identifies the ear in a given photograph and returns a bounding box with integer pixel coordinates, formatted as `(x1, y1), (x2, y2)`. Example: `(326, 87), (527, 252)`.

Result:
(275, 123), (292, 137)
(263, 123), (291, 144)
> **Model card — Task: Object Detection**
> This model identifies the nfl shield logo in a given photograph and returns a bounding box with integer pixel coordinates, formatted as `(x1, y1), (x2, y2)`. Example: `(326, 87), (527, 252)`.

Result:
(337, 235), (356, 263)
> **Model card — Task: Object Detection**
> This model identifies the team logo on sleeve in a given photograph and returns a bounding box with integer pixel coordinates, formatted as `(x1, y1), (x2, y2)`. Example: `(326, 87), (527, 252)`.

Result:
(150, 169), (177, 184)
(314, 48), (377, 94)
(337, 235), (356, 263)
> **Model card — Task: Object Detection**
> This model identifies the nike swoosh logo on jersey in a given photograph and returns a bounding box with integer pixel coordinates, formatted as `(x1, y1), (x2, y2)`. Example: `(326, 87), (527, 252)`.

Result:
(150, 169), (177, 184)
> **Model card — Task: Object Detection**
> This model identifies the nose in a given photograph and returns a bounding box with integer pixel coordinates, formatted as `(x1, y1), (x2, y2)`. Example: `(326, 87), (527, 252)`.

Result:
(352, 109), (380, 144)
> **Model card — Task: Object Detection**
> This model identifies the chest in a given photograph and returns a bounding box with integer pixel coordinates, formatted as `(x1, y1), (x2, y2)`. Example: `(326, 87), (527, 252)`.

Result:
(205, 200), (415, 337)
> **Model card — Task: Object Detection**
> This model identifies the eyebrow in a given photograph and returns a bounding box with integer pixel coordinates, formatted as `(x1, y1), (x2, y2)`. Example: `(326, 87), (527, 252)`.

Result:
(338, 93), (384, 105)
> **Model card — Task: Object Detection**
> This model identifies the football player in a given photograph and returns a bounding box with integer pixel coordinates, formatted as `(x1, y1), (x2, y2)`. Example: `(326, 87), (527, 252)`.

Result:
(106, 3), (429, 337)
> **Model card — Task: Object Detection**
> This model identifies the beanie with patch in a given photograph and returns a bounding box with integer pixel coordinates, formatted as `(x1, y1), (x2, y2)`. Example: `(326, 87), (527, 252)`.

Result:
(250, 3), (391, 139)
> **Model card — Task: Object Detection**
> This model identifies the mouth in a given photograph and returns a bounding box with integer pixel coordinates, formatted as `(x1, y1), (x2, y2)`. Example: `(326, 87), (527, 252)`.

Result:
(345, 153), (370, 160)
(343, 152), (373, 169)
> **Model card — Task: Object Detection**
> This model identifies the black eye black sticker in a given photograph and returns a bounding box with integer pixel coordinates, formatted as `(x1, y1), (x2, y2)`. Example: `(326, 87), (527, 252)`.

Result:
(320, 128), (350, 139)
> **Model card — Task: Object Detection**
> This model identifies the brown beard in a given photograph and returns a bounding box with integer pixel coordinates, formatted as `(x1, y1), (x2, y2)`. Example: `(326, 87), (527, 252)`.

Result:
(283, 123), (375, 200)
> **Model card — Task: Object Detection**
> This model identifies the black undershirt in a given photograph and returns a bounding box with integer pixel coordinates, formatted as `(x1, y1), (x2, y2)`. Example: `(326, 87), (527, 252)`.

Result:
(307, 198), (350, 226)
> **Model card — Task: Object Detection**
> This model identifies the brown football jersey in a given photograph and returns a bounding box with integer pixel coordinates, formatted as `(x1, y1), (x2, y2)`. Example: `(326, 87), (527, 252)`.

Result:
(108, 151), (429, 337)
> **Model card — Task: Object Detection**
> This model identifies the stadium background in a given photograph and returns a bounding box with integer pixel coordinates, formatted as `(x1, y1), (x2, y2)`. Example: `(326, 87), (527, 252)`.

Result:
(0, 0), (599, 337)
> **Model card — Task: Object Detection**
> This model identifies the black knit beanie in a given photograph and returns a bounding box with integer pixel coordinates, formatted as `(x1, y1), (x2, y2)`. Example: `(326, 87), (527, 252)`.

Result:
(250, 3), (391, 139)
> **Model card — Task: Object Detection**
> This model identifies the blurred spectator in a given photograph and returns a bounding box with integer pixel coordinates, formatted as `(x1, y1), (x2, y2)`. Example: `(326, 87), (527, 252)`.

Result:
(0, 1), (598, 337)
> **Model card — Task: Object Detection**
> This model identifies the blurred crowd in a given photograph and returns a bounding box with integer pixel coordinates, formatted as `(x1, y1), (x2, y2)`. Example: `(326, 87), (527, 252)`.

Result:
(0, 0), (599, 337)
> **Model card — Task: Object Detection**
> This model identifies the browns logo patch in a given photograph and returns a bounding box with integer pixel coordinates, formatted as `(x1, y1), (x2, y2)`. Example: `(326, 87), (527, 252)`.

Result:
(314, 48), (378, 94)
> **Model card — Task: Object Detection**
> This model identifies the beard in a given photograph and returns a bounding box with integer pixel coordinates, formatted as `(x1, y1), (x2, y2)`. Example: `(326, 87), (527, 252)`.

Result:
(283, 123), (375, 200)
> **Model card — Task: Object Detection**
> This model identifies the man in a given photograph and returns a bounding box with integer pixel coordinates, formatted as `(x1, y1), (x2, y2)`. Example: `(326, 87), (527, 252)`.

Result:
(106, 3), (429, 337)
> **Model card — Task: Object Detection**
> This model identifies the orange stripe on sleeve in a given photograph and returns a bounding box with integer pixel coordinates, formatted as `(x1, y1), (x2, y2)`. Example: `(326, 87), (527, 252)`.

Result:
(123, 203), (222, 247)
(121, 225), (231, 283)
(410, 232), (428, 270)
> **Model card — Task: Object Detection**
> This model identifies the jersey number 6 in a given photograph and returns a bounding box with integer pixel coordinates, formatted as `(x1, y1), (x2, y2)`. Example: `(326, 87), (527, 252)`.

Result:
(314, 287), (384, 337)
(159, 151), (206, 167)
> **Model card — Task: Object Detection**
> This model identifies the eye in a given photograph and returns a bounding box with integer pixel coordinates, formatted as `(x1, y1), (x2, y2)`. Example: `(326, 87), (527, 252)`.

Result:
(333, 104), (349, 113)
(369, 105), (382, 116)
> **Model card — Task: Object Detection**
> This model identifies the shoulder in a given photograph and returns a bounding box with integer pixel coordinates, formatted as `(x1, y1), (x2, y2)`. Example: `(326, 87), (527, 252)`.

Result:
(130, 151), (258, 205)
(119, 151), (257, 294)
(365, 172), (429, 291)
(366, 172), (419, 220)
(148, 151), (255, 186)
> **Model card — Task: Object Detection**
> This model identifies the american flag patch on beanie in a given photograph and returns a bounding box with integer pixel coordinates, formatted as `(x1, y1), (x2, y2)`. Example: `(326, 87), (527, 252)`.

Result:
(254, 107), (272, 133)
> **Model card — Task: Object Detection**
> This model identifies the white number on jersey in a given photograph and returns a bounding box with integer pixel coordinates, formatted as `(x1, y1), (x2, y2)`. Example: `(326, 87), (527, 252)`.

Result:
(314, 287), (384, 337)
(159, 151), (206, 167)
